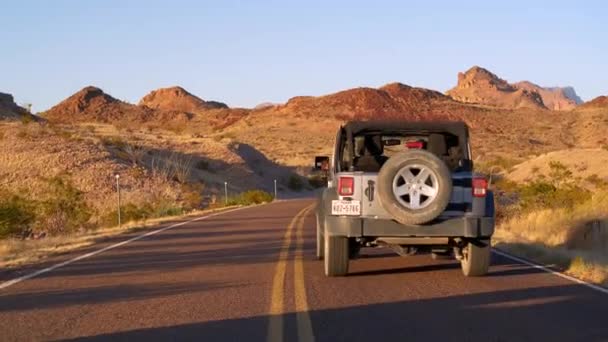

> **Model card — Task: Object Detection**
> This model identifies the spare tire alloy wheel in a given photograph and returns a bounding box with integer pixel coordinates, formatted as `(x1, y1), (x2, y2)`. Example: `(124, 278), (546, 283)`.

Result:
(377, 150), (452, 225)
(393, 164), (439, 210)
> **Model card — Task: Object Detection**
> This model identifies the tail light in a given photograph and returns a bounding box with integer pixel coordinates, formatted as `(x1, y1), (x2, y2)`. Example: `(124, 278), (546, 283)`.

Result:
(338, 176), (355, 196)
(472, 177), (488, 197)
(406, 141), (424, 149)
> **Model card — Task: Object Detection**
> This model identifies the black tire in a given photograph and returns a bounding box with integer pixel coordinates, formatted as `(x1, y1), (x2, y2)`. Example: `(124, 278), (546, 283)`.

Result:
(324, 230), (349, 277)
(377, 150), (452, 225)
(316, 214), (324, 260)
(461, 239), (491, 276)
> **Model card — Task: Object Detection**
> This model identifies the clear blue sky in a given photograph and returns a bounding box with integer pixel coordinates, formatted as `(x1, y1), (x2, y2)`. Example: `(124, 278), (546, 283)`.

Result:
(1, 0), (606, 112)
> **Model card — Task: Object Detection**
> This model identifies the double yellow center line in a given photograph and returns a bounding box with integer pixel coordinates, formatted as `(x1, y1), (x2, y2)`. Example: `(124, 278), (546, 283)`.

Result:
(267, 204), (316, 342)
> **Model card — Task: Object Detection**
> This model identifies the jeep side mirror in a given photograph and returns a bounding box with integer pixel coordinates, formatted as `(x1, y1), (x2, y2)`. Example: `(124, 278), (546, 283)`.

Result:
(314, 156), (330, 171)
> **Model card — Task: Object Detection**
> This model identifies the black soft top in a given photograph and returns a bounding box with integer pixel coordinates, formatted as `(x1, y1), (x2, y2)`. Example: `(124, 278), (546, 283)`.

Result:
(342, 120), (469, 141)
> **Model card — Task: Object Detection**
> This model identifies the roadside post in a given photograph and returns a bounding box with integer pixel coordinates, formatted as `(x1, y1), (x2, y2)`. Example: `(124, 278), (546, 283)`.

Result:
(224, 181), (228, 205)
(274, 179), (277, 200)
(115, 174), (121, 229)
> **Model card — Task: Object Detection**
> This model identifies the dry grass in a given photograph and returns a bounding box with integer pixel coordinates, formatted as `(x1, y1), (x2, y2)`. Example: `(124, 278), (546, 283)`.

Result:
(0, 205), (240, 269)
(494, 191), (608, 286)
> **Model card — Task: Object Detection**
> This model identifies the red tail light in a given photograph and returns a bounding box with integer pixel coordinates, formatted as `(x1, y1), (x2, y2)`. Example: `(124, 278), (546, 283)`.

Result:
(338, 176), (355, 196)
(406, 141), (424, 149)
(472, 177), (488, 197)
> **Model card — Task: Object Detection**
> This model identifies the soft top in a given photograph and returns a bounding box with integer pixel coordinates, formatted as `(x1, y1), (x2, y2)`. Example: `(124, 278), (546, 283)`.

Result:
(342, 120), (469, 139)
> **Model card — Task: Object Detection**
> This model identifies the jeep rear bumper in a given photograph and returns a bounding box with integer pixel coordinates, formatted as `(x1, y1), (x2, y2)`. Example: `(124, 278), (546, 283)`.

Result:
(324, 215), (494, 239)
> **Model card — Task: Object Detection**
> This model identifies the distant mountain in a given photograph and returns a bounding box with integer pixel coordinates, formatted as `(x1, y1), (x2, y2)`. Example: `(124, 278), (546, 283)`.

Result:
(446, 66), (546, 110)
(139, 86), (227, 113)
(0, 92), (29, 119)
(515, 81), (582, 110)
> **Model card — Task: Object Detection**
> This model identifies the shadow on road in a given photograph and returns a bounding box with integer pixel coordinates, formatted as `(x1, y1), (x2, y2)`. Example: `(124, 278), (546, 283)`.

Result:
(0, 281), (240, 313)
(63, 283), (608, 342)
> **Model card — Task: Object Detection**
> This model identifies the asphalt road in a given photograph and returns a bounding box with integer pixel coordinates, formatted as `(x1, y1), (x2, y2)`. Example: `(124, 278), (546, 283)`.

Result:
(1, 199), (607, 341)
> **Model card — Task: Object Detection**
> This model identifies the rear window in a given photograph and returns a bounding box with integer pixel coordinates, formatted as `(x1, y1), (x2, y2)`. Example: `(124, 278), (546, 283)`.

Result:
(351, 132), (468, 171)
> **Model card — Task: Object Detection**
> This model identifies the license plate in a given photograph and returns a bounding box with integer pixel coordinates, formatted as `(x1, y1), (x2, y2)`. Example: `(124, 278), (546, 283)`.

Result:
(331, 200), (361, 216)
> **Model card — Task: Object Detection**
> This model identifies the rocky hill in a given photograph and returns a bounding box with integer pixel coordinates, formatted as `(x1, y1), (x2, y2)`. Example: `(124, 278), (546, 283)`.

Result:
(275, 82), (467, 121)
(42, 86), (193, 125)
(139, 86), (227, 113)
(514, 81), (582, 110)
(580, 95), (608, 109)
(0, 92), (29, 119)
(446, 66), (546, 109)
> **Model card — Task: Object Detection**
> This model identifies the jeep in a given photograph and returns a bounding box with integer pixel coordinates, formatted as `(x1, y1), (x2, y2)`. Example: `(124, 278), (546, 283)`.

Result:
(315, 120), (495, 277)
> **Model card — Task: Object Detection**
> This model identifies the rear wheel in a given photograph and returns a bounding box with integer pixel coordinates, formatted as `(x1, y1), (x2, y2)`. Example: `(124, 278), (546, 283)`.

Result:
(324, 231), (349, 276)
(460, 239), (491, 276)
(316, 214), (324, 260)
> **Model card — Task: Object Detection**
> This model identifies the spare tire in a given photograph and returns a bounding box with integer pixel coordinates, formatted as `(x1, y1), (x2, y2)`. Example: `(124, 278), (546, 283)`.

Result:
(377, 150), (452, 225)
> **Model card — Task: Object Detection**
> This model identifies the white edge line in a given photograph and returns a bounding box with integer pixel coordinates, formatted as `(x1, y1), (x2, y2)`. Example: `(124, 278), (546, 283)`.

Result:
(492, 248), (608, 296)
(0, 206), (252, 290)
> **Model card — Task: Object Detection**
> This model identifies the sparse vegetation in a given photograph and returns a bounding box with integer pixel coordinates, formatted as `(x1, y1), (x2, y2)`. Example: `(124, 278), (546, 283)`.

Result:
(150, 152), (193, 183)
(227, 190), (274, 206)
(586, 174), (608, 188)
(100, 135), (128, 149)
(195, 159), (211, 171)
(20, 114), (34, 125)
(308, 174), (327, 188)
(122, 143), (146, 166)
(287, 174), (304, 191)
(495, 160), (608, 285)
(0, 177), (92, 238)
(36, 176), (93, 235)
(0, 193), (35, 238)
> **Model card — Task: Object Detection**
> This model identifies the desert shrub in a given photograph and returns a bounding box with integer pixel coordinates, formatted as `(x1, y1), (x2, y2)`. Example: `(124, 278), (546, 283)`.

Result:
(100, 136), (127, 149)
(122, 143), (146, 166)
(586, 174), (608, 188)
(20, 114), (34, 125)
(308, 174), (327, 188)
(287, 174), (304, 191)
(101, 202), (154, 227)
(517, 180), (591, 212)
(35, 177), (92, 235)
(0, 194), (36, 238)
(547, 161), (572, 187)
(152, 200), (184, 217)
(227, 190), (273, 206)
(195, 160), (211, 171)
(151, 153), (193, 183)
(181, 183), (204, 210)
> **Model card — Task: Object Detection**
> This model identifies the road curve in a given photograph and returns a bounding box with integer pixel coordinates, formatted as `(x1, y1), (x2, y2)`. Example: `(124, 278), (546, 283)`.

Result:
(1, 199), (607, 341)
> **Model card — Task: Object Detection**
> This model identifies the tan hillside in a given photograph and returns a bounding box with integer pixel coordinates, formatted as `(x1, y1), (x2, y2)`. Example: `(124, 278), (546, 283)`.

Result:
(507, 148), (608, 184)
(0, 122), (182, 217)
(446, 66), (546, 110)
(567, 95), (608, 147)
(0, 92), (29, 119)
(514, 81), (582, 110)
(139, 86), (227, 112)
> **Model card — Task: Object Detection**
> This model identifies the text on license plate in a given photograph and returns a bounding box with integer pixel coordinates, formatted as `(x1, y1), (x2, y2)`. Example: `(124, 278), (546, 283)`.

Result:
(331, 200), (361, 216)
